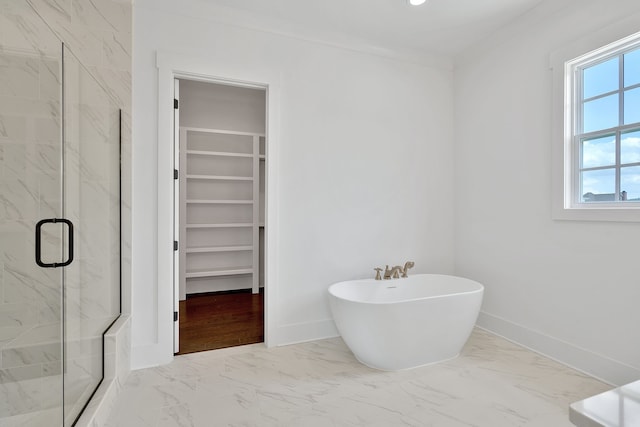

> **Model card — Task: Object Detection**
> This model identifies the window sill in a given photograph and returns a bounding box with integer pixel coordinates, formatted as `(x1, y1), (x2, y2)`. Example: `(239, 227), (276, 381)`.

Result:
(552, 205), (640, 222)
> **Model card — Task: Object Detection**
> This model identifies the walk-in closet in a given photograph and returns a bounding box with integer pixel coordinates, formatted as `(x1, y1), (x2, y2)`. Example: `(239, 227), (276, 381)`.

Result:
(174, 79), (266, 354)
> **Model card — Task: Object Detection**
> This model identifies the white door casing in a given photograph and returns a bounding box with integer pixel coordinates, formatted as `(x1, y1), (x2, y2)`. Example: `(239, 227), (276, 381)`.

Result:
(156, 51), (281, 363)
(173, 78), (180, 354)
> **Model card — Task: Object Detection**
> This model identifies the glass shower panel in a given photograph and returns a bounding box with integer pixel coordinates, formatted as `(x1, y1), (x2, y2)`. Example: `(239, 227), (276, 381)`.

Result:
(62, 49), (120, 426)
(0, 0), (64, 424)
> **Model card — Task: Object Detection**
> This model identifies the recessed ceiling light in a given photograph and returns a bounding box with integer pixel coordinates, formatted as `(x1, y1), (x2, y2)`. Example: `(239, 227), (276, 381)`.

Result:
(408, 0), (427, 5)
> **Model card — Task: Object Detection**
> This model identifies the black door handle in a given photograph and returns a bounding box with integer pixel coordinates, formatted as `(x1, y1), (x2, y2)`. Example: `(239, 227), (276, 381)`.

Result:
(35, 218), (74, 268)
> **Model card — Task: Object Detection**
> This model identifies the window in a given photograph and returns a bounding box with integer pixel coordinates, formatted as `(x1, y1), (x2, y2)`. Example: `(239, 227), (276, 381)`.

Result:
(565, 34), (640, 209)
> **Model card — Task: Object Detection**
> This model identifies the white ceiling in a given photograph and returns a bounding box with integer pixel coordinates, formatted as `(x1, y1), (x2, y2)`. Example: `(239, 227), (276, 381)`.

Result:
(199, 0), (546, 59)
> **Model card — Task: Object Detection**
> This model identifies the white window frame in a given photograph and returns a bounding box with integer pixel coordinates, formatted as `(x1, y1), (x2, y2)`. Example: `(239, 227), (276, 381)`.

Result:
(551, 29), (640, 222)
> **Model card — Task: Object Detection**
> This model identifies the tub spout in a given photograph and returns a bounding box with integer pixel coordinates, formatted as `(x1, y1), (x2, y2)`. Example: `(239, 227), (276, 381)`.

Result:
(384, 265), (403, 279)
(401, 261), (415, 278)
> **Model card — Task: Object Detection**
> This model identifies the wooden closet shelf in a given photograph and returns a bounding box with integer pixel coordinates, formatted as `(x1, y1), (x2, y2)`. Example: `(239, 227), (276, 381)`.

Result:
(186, 174), (253, 181)
(186, 199), (253, 204)
(180, 122), (265, 295)
(186, 245), (253, 253)
(186, 150), (253, 158)
(186, 223), (253, 229)
(185, 267), (254, 278)
(182, 126), (265, 137)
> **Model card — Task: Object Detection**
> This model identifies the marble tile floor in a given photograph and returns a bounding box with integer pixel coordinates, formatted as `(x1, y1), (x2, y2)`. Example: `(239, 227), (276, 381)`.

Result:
(104, 328), (611, 426)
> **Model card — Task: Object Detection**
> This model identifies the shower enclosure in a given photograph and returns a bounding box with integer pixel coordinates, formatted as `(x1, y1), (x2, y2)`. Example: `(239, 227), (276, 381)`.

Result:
(0, 2), (121, 425)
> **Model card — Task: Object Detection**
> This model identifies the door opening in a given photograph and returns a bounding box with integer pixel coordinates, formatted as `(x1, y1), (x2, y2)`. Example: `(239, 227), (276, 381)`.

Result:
(173, 78), (267, 354)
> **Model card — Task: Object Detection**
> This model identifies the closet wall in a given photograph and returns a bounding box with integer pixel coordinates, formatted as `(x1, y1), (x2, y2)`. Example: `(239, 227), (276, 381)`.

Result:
(178, 80), (266, 298)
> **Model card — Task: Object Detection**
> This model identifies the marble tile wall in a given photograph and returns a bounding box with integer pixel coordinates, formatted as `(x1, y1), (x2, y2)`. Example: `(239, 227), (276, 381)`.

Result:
(0, 0), (65, 424)
(75, 315), (131, 427)
(27, 0), (132, 318)
(62, 46), (122, 425)
(0, 0), (132, 424)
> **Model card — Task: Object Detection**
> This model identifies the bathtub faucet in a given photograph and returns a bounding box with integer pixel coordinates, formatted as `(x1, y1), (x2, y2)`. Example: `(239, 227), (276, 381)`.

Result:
(383, 265), (402, 279)
(401, 261), (415, 278)
(375, 262), (415, 280)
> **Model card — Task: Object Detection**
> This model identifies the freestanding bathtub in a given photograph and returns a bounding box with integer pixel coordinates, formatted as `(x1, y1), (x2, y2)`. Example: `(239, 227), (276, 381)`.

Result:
(328, 274), (484, 371)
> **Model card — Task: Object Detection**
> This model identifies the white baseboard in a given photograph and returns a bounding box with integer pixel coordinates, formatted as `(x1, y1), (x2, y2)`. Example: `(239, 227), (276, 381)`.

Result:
(477, 311), (640, 386)
(131, 342), (174, 370)
(131, 318), (339, 369)
(275, 318), (339, 347)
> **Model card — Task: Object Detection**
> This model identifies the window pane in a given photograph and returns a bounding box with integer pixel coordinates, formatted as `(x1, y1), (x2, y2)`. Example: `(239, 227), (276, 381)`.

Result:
(624, 48), (640, 88)
(583, 94), (619, 133)
(583, 57), (619, 99)
(581, 168), (615, 202)
(621, 166), (640, 201)
(624, 87), (640, 125)
(581, 134), (615, 168)
(621, 129), (640, 164)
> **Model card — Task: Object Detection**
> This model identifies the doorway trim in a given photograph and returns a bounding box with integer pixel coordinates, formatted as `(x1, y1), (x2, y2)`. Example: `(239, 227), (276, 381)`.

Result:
(156, 51), (280, 361)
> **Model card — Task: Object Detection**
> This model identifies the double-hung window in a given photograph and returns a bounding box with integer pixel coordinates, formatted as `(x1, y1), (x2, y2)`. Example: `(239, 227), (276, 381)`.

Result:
(566, 35), (640, 209)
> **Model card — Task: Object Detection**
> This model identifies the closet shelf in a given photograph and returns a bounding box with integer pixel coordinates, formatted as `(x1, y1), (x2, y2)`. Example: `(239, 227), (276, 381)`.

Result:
(186, 174), (253, 182)
(180, 121), (265, 295)
(183, 126), (265, 137)
(186, 150), (253, 158)
(186, 199), (253, 204)
(186, 223), (253, 229)
(186, 266), (253, 278)
(186, 245), (253, 253)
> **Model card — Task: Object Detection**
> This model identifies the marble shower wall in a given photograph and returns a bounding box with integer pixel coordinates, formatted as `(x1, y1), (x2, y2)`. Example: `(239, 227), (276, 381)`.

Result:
(62, 47), (122, 425)
(0, 0), (65, 422)
(25, 0), (133, 424)
(0, 0), (131, 424)
(26, 0), (133, 316)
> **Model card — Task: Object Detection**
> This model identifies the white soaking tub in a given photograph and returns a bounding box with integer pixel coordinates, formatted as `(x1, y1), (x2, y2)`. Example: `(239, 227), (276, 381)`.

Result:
(328, 274), (484, 371)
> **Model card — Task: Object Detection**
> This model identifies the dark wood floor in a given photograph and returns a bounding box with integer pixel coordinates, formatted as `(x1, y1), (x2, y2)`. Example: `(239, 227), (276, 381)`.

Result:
(177, 289), (264, 355)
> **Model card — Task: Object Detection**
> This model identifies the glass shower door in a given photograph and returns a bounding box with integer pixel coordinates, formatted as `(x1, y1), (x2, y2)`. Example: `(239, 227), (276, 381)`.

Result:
(1, 2), (120, 425)
(62, 48), (121, 425)
(0, 1), (64, 424)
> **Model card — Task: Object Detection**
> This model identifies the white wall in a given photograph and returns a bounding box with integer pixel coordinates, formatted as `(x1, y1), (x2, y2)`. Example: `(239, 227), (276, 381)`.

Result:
(179, 80), (266, 133)
(133, 0), (455, 367)
(454, 0), (640, 385)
